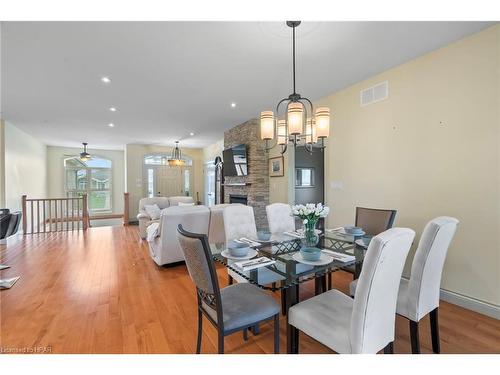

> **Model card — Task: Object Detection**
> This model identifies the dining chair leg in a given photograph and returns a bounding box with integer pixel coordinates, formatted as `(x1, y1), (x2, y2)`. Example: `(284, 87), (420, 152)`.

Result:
(274, 314), (280, 354)
(196, 309), (203, 354)
(287, 323), (299, 354)
(430, 308), (441, 354)
(327, 273), (332, 290)
(409, 320), (421, 354)
(218, 333), (224, 354)
(250, 324), (260, 335)
(243, 328), (248, 341)
(286, 285), (299, 354)
(383, 342), (394, 354)
(228, 275), (233, 285)
(281, 291), (287, 316)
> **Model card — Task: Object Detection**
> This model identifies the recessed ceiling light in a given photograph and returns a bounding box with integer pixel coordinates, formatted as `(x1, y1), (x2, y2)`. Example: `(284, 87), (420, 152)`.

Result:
(101, 76), (111, 84)
(109, 107), (117, 112)
(108, 123), (114, 128)
(231, 102), (236, 108)
(190, 132), (194, 136)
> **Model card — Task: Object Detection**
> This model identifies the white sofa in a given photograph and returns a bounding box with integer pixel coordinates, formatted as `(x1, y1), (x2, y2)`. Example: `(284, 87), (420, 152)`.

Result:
(148, 205), (210, 266)
(145, 203), (241, 266)
(137, 196), (194, 239)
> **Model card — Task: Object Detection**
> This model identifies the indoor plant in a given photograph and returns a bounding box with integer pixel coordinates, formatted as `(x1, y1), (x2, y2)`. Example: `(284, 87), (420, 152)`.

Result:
(291, 203), (330, 248)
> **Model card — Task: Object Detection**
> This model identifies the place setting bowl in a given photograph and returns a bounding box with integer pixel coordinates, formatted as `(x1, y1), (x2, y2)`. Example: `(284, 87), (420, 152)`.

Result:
(343, 226), (365, 236)
(221, 240), (257, 260)
(293, 246), (334, 266)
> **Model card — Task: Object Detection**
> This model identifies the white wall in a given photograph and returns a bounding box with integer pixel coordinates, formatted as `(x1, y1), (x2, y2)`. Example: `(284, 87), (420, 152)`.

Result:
(4, 122), (47, 211)
(314, 25), (500, 311)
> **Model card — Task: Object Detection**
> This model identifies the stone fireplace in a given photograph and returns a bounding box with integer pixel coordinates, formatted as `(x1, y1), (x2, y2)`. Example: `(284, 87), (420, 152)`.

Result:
(229, 194), (248, 205)
(224, 118), (269, 229)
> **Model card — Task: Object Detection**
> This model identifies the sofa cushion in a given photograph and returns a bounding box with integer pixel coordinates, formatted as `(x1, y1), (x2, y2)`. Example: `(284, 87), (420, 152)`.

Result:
(144, 204), (161, 220)
(169, 196), (195, 206)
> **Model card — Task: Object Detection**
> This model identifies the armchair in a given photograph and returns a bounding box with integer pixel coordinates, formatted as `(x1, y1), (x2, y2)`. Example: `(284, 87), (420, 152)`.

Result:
(148, 205), (210, 266)
(137, 197), (170, 239)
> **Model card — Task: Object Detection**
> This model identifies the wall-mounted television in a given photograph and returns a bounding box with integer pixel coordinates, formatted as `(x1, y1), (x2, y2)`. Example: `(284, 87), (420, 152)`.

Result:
(223, 144), (248, 176)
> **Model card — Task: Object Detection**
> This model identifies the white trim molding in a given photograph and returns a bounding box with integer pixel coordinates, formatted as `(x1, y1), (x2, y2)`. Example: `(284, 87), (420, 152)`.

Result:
(440, 288), (500, 320)
(400, 277), (500, 320)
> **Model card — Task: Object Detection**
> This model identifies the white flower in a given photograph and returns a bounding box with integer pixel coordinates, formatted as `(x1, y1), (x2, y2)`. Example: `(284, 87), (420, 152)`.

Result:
(303, 219), (308, 224)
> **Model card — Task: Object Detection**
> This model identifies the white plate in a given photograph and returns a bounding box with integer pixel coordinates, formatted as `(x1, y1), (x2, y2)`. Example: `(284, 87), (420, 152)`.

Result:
(328, 228), (366, 237)
(355, 239), (369, 248)
(295, 228), (322, 235)
(292, 252), (334, 266)
(249, 237), (273, 244)
(221, 249), (258, 260)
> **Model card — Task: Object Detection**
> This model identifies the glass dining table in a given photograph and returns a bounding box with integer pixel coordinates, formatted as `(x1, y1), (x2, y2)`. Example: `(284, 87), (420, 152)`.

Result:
(210, 230), (372, 352)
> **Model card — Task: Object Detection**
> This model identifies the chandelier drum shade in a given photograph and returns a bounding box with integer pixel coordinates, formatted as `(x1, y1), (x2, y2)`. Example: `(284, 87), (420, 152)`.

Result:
(168, 141), (186, 167)
(260, 21), (331, 155)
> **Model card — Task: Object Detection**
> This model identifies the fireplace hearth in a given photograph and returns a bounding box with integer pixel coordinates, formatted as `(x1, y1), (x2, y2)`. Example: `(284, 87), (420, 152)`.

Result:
(229, 194), (248, 205)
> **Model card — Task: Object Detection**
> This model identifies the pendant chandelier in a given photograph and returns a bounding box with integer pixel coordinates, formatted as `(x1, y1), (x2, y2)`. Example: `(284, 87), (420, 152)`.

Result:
(79, 142), (91, 161)
(260, 21), (330, 154)
(168, 141), (185, 167)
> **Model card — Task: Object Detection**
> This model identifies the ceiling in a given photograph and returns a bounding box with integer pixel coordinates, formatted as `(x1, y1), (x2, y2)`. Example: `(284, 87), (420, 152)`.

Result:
(1, 21), (495, 150)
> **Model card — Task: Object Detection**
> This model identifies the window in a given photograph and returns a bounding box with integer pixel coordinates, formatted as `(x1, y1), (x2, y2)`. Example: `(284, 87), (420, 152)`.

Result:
(147, 168), (155, 198)
(184, 169), (190, 196)
(295, 167), (315, 187)
(144, 154), (192, 166)
(64, 156), (112, 212)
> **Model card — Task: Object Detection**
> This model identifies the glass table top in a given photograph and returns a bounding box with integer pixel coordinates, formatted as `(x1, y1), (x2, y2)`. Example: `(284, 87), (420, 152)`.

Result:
(210, 231), (371, 291)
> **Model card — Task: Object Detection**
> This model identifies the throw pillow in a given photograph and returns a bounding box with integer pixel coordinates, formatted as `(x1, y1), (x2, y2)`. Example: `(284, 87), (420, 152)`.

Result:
(144, 204), (161, 220)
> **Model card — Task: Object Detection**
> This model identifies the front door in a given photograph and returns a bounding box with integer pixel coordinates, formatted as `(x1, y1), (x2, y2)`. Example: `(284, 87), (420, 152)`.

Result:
(156, 166), (183, 197)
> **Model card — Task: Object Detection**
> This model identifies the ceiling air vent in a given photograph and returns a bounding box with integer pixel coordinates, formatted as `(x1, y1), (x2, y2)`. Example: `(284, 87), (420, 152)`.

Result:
(360, 81), (388, 106)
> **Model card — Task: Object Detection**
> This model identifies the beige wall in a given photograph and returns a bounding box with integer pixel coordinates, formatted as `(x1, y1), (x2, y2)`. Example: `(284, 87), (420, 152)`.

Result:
(47, 146), (125, 222)
(125, 144), (204, 220)
(314, 25), (499, 307)
(268, 144), (294, 204)
(4, 122), (47, 211)
(202, 138), (224, 163)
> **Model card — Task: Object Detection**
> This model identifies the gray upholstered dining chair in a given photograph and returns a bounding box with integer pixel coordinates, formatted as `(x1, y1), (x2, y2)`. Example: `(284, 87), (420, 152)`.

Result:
(336, 206), (397, 282)
(177, 224), (280, 354)
(355, 207), (397, 235)
(288, 228), (415, 354)
(350, 216), (459, 354)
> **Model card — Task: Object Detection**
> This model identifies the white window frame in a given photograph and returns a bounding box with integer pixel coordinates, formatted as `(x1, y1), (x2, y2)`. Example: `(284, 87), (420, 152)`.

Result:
(64, 156), (113, 213)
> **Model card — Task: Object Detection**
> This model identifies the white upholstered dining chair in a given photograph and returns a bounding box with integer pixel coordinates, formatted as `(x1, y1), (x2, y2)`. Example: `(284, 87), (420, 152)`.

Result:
(266, 203), (295, 234)
(350, 216), (459, 353)
(222, 204), (286, 313)
(223, 205), (258, 242)
(288, 228), (415, 354)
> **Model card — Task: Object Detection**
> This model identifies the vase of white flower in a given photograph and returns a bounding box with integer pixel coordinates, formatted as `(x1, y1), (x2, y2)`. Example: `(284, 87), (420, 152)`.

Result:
(302, 218), (320, 247)
(291, 203), (330, 248)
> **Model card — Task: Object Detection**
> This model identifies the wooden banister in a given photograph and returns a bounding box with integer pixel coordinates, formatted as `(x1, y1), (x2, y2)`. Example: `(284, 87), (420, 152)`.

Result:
(82, 194), (88, 231)
(123, 192), (130, 226)
(22, 192), (129, 233)
(22, 195), (27, 234)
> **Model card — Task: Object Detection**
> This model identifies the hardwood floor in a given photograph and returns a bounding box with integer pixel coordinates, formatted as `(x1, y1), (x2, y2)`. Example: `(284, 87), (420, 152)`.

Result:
(1, 225), (499, 354)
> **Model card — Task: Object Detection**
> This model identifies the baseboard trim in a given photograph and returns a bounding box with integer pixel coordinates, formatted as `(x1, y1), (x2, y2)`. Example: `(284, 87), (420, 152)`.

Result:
(439, 288), (500, 320)
(400, 276), (500, 320)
